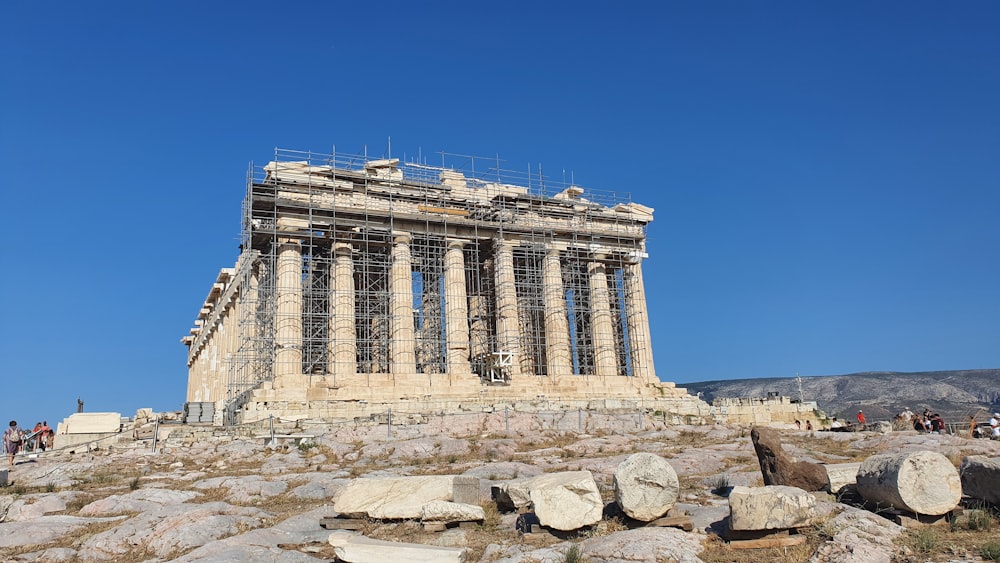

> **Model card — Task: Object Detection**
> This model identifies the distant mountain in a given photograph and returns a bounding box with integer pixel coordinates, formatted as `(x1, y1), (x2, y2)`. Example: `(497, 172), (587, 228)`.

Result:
(682, 369), (1000, 424)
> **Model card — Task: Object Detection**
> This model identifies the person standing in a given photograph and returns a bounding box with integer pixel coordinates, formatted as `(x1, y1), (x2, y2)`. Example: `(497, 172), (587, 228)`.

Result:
(31, 422), (43, 452)
(3, 421), (23, 468)
(857, 410), (866, 426)
(990, 413), (1000, 439)
(40, 421), (52, 450)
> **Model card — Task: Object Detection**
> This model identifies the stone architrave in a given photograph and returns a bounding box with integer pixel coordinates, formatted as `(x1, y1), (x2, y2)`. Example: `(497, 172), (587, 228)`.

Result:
(443, 240), (471, 374)
(750, 427), (828, 491)
(389, 233), (416, 374)
(959, 456), (1000, 506)
(728, 485), (817, 531)
(856, 451), (962, 516)
(613, 453), (680, 521)
(333, 476), (454, 520)
(328, 531), (467, 563)
(587, 256), (617, 377)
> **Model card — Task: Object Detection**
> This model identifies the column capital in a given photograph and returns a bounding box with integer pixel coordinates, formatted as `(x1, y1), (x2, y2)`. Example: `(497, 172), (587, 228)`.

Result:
(445, 238), (468, 250)
(392, 232), (412, 245)
(493, 238), (516, 251)
(332, 241), (353, 255)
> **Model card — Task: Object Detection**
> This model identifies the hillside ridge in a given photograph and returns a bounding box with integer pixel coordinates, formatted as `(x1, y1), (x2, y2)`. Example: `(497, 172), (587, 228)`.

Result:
(682, 368), (1000, 423)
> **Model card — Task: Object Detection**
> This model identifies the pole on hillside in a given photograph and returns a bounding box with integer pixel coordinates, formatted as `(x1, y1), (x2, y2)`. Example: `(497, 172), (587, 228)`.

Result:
(151, 416), (159, 454)
(387, 408), (392, 438)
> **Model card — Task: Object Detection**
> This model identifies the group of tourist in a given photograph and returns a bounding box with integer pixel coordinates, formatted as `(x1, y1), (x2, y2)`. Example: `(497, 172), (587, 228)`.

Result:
(895, 407), (946, 434)
(792, 406), (1000, 438)
(971, 412), (1000, 439)
(2, 420), (54, 468)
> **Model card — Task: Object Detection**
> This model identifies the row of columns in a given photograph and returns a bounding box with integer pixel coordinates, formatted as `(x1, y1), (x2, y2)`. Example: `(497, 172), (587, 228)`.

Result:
(270, 234), (655, 381)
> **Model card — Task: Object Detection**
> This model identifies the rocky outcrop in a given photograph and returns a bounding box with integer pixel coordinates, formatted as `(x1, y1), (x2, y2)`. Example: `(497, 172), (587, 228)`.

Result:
(960, 455), (1000, 506)
(808, 504), (904, 563)
(728, 485), (817, 531)
(751, 427), (828, 491)
(856, 450), (962, 515)
(613, 452), (679, 521)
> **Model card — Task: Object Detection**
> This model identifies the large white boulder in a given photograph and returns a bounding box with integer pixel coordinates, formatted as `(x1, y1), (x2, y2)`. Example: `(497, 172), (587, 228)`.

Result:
(527, 471), (603, 531)
(333, 476), (455, 519)
(728, 485), (817, 531)
(613, 452), (680, 521)
(856, 451), (961, 516)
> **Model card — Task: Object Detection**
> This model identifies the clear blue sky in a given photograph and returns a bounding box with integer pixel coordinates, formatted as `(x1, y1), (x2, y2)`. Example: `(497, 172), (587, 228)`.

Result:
(2, 1), (998, 427)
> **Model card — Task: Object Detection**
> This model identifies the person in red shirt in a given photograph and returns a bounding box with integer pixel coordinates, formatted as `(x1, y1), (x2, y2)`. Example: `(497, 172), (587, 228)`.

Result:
(857, 410), (866, 425)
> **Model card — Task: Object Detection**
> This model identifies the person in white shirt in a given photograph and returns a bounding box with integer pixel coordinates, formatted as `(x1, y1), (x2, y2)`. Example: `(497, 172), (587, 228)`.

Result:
(990, 413), (1000, 439)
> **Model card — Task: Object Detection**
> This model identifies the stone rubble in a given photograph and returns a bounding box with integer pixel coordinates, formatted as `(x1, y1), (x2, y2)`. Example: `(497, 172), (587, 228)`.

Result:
(0, 418), (997, 562)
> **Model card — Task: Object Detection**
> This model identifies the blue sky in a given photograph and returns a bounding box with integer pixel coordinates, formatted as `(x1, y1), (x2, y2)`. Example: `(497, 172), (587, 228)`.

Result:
(2, 1), (998, 427)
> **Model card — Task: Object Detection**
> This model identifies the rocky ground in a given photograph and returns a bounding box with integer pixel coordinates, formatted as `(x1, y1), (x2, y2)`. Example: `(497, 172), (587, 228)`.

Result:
(1, 412), (999, 562)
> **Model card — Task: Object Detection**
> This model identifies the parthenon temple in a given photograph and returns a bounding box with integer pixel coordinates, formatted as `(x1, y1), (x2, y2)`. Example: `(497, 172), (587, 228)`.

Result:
(183, 147), (710, 424)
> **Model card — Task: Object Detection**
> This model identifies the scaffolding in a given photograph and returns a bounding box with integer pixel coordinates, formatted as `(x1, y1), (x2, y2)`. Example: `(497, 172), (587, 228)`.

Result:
(184, 147), (655, 423)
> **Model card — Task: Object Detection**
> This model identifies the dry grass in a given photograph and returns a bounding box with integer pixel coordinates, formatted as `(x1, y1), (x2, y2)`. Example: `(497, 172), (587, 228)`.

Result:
(698, 532), (824, 563)
(893, 508), (1000, 562)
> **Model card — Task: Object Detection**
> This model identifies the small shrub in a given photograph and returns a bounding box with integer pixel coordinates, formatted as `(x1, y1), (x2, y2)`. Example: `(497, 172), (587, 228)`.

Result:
(967, 508), (996, 531)
(908, 528), (941, 553)
(980, 540), (1000, 561)
(564, 543), (585, 563)
(479, 501), (501, 532)
(129, 477), (141, 491)
(710, 475), (731, 496)
(446, 454), (458, 464)
(11, 484), (27, 495)
(45, 482), (56, 493)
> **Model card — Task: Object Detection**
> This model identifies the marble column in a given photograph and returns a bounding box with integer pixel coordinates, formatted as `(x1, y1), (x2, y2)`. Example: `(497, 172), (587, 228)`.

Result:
(542, 247), (572, 376)
(275, 239), (303, 381)
(588, 255), (618, 377)
(329, 241), (357, 377)
(623, 260), (656, 381)
(493, 240), (522, 377)
(444, 239), (471, 374)
(390, 233), (417, 374)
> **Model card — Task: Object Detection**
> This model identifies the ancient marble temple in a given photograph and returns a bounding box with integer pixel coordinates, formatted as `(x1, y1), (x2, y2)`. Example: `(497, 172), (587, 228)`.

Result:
(183, 148), (705, 424)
